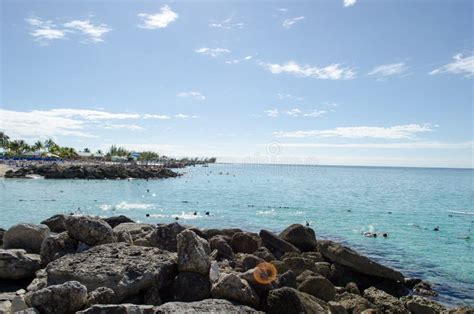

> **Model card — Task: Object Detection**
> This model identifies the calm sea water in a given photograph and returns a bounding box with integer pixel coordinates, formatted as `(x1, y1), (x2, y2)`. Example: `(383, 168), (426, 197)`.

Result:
(1, 164), (473, 305)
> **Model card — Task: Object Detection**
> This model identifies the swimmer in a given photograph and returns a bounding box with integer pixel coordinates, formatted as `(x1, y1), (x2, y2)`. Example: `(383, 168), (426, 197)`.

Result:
(146, 213), (150, 217)
(434, 226), (440, 231)
(193, 211), (197, 216)
(175, 217), (179, 221)
(147, 189), (150, 193)
(347, 209), (352, 212)
(305, 221), (310, 227)
(382, 233), (388, 238)
(205, 211), (210, 216)
(388, 211), (392, 214)
(364, 232), (376, 238)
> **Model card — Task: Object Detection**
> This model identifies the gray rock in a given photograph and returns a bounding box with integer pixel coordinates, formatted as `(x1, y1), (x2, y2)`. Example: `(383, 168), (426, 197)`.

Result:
(0, 301), (12, 314)
(87, 287), (118, 306)
(113, 223), (155, 246)
(211, 273), (260, 308)
(277, 270), (297, 289)
(143, 285), (162, 306)
(336, 292), (374, 313)
(329, 301), (349, 314)
(147, 222), (186, 252)
(319, 240), (405, 282)
(0, 249), (41, 279)
(259, 230), (300, 255)
(230, 232), (261, 254)
(314, 262), (332, 278)
(156, 298), (262, 313)
(46, 243), (177, 301)
(3, 224), (50, 253)
(267, 287), (331, 314)
(41, 214), (67, 233)
(176, 230), (211, 275)
(209, 236), (234, 260)
(65, 216), (115, 246)
(40, 232), (78, 265)
(0, 228), (6, 247)
(14, 308), (40, 314)
(27, 269), (48, 292)
(345, 282), (361, 295)
(205, 228), (243, 239)
(400, 295), (446, 314)
(240, 254), (265, 271)
(77, 304), (155, 314)
(253, 246), (276, 262)
(27, 280), (88, 314)
(104, 215), (134, 228)
(174, 272), (211, 302)
(279, 224), (317, 252)
(297, 275), (336, 302)
(282, 256), (317, 276)
(363, 287), (407, 313)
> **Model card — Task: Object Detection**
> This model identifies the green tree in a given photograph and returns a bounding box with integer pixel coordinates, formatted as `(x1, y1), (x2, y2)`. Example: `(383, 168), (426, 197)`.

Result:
(44, 138), (58, 153)
(0, 132), (10, 148)
(33, 141), (44, 152)
(84, 148), (90, 153)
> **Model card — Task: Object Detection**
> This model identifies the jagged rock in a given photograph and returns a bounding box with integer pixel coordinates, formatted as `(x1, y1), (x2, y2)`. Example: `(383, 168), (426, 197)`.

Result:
(296, 270), (319, 286)
(260, 230), (300, 255)
(156, 298), (262, 313)
(113, 223), (155, 246)
(77, 304), (155, 314)
(0, 249), (41, 279)
(0, 290), (29, 313)
(40, 232), (78, 265)
(205, 228), (243, 239)
(282, 256), (317, 276)
(240, 254), (265, 271)
(277, 270), (297, 289)
(0, 228), (5, 247)
(413, 281), (438, 297)
(3, 224), (50, 253)
(174, 272), (211, 302)
(231, 232), (261, 254)
(314, 262), (332, 278)
(0, 301), (12, 313)
(443, 306), (474, 314)
(267, 287), (331, 314)
(329, 301), (349, 314)
(297, 275), (336, 302)
(400, 295), (447, 314)
(27, 280), (88, 314)
(336, 292), (374, 313)
(41, 214), (67, 233)
(65, 215), (115, 246)
(279, 224), (317, 252)
(254, 246), (276, 262)
(319, 240), (404, 282)
(104, 215), (135, 228)
(46, 243), (177, 301)
(346, 282), (361, 295)
(363, 287), (407, 313)
(147, 222), (186, 252)
(143, 285), (162, 306)
(209, 235), (234, 260)
(211, 273), (260, 308)
(177, 229), (211, 275)
(27, 269), (48, 291)
(86, 287), (118, 306)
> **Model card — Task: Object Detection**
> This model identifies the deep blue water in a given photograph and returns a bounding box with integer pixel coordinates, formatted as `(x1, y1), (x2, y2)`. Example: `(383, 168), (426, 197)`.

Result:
(1, 163), (473, 305)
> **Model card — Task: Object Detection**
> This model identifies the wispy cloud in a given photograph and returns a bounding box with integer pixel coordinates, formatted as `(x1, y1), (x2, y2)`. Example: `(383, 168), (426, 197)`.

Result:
(101, 124), (144, 131)
(368, 62), (409, 77)
(264, 109), (279, 118)
(225, 55), (253, 64)
(261, 61), (356, 80)
(282, 16), (304, 28)
(177, 91), (206, 100)
(63, 20), (111, 43)
(195, 47), (230, 57)
(277, 93), (303, 101)
(344, 0), (357, 7)
(429, 53), (474, 77)
(25, 18), (67, 44)
(209, 16), (245, 29)
(138, 5), (178, 29)
(303, 110), (327, 117)
(264, 108), (326, 118)
(274, 124), (436, 139)
(280, 141), (473, 150)
(285, 108), (302, 117)
(175, 114), (198, 119)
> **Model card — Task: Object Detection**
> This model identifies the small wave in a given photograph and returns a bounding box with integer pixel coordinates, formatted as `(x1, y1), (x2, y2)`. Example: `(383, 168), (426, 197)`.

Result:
(100, 204), (112, 211)
(257, 209), (276, 216)
(149, 214), (167, 218)
(116, 202), (155, 210)
(172, 211), (202, 220)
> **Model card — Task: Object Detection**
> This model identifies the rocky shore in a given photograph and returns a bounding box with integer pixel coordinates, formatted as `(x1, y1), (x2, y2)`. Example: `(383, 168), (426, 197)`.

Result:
(0, 215), (472, 314)
(4, 164), (179, 180)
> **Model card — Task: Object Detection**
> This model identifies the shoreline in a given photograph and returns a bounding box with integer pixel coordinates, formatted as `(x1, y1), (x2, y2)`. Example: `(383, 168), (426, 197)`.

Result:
(1, 215), (472, 313)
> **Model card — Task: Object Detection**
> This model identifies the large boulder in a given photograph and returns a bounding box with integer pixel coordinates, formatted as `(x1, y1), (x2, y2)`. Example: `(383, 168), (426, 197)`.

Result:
(147, 222), (186, 252)
(230, 232), (260, 254)
(211, 273), (260, 308)
(78, 304), (154, 314)
(253, 246), (276, 262)
(297, 275), (336, 302)
(113, 223), (155, 246)
(267, 287), (330, 314)
(259, 230), (300, 255)
(318, 240), (404, 282)
(156, 298), (262, 313)
(45, 243), (177, 301)
(282, 256), (318, 276)
(104, 215), (134, 228)
(41, 214), (67, 233)
(363, 287), (407, 313)
(177, 229), (211, 275)
(174, 272), (211, 302)
(400, 295), (446, 314)
(0, 228), (5, 246)
(3, 224), (50, 253)
(209, 236), (234, 260)
(86, 287), (118, 307)
(0, 249), (41, 279)
(335, 292), (374, 313)
(279, 224), (317, 252)
(65, 216), (115, 246)
(27, 280), (88, 314)
(40, 232), (78, 265)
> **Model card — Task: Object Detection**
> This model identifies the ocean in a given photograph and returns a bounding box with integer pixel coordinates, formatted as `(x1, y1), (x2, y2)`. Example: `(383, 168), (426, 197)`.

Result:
(0, 163), (473, 305)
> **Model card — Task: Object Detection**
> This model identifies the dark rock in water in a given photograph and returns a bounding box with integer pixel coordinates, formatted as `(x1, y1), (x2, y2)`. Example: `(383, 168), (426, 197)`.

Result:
(267, 287), (330, 314)
(400, 295), (446, 314)
(230, 232), (261, 254)
(0, 228), (4, 247)
(45, 243), (177, 301)
(318, 240), (405, 282)
(259, 230), (300, 256)
(335, 292), (374, 313)
(86, 287), (117, 307)
(279, 224), (317, 252)
(65, 216), (115, 246)
(209, 235), (234, 260)
(104, 215), (134, 229)
(27, 280), (88, 314)
(174, 272), (211, 302)
(147, 222), (186, 252)
(404, 278), (422, 289)
(0, 249), (41, 279)
(176, 229), (211, 275)
(277, 270), (297, 289)
(41, 214), (67, 233)
(156, 298), (262, 313)
(77, 304), (154, 314)
(3, 224), (50, 254)
(297, 275), (336, 302)
(211, 273), (260, 308)
(363, 287), (407, 313)
(413, 281), (438, 297)
(40, 232), (78, 265)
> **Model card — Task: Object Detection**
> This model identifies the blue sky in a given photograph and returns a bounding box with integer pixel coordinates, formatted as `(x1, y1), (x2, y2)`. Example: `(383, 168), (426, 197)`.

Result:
(1, 0), (473, 168)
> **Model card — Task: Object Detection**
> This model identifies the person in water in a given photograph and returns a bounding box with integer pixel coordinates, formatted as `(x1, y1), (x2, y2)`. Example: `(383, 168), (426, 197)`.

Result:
(193, 211), (197, 216)
(205, 211), (210, 216)
(305, 221), (310, 227)
(434, 226), (440, 231)
(146, 213), (150, 217)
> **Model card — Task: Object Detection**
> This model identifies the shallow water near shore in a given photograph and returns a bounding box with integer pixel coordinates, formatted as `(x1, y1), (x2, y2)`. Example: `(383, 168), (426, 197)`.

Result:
(1, 163), (473, 306)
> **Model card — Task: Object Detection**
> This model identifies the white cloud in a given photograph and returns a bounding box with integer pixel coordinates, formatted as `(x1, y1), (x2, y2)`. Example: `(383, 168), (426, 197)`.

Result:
(36, 109), (141, 120)
(138, 5), (178, 29)
(430, 53), (474, 77)
(274, 124), (435, 139)
(303, 110), (327, 117)
(285, 108), (302, 117)
(209, 16), (245, 29)
(277, 8), (288, 12)
(344, 0), (357, 7)
(261, 61), (356, 80)
(101, 124), (144, 131)
(264, 109), (279, 117)
(142, 114), (171, 120)
(25, 18), (66, 43)
(368, 62), (408, 77)
(264, 108), (326, 118)
(175, 114), (198, 119)
(63, 20), (111, 43)
(177, 91), (206, 100)
(195, 47), (230, 57)
(280, 141), (473, 150)
(277, 93), (303, 101)
(225, 55), (253, 64)
(282, 16), (304, 28)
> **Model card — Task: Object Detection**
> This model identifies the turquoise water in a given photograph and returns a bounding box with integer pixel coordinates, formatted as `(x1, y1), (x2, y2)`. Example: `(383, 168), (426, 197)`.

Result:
(1, 164), (473, 305)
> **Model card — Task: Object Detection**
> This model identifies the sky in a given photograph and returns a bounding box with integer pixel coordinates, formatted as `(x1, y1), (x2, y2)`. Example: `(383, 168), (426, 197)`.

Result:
(1, 0), (473, 168)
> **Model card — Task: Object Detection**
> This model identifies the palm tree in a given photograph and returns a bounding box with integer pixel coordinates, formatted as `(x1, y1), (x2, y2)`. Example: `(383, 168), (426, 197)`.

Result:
(0, 132), (10, 148)
(44, 138), (58, 152)
(96, 149), (103, 155)
(84, 148), (90, 153)
(33, 141), (44, 153)
(8, 140), (29, 155)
